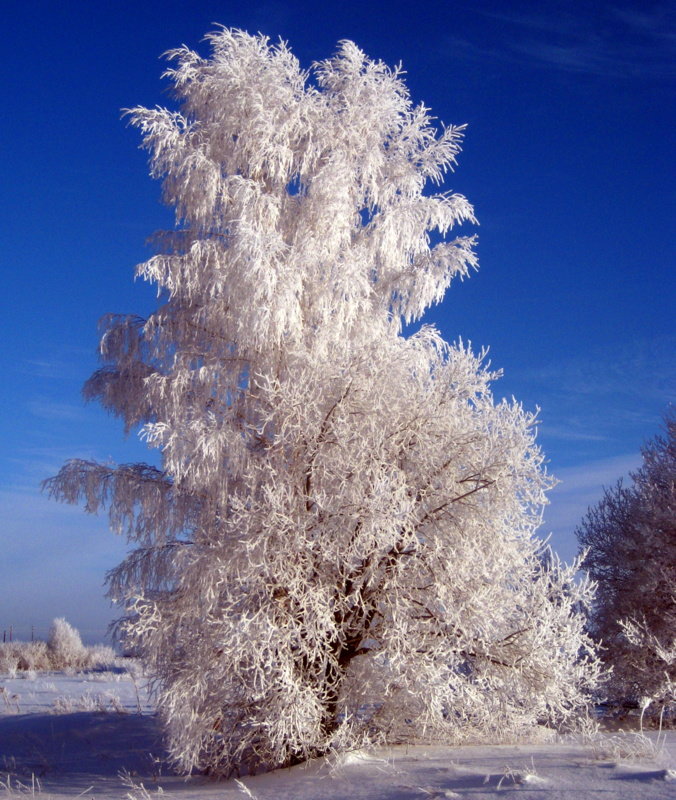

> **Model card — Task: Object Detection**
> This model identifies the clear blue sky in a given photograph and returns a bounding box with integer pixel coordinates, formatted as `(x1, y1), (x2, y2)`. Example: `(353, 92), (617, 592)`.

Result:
(2, 0), (673, 643)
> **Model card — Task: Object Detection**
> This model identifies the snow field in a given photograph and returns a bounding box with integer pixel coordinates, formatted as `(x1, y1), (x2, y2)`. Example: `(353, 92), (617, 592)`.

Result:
(1, 670), (675, 799)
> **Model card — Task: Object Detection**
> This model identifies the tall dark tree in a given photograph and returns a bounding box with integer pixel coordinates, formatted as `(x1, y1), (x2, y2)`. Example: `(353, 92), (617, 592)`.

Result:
(577, 410), (676, 718)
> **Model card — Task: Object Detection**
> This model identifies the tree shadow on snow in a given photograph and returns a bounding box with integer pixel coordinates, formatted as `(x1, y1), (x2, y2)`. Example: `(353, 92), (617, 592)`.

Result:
(611, 767), (676, 783)
(0, 711), (166, 789)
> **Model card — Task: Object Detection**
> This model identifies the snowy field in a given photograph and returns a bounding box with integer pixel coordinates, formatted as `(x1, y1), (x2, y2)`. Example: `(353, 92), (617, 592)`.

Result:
(1, 668), (675, 799)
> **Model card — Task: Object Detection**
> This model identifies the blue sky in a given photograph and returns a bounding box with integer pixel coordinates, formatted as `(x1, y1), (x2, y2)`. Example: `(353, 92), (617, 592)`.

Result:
(2, 0), (674, 643)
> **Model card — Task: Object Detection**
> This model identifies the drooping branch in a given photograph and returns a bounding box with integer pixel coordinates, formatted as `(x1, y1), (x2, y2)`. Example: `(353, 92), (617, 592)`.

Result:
(83, 363), (158, 431)
(42, 459), (196, 544)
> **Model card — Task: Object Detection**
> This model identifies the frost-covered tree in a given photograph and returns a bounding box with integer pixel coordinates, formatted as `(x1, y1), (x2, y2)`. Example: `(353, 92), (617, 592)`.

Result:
(576, 411), (675, 719)
(47, 617), (86, 669)
(45, 29), (600, 776)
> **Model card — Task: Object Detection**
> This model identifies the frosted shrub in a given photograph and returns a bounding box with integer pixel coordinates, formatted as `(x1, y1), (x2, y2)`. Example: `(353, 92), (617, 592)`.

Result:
(45, 29), (601, 776)
(0, 628), (117, 675)
(619, 618), (675, 724)
(47, 618), (87, 669)
(17, 641), (50, 671)
(84, 643), (118, 669)
(0, 644), (19, 675)
(0, 641), (51, 673)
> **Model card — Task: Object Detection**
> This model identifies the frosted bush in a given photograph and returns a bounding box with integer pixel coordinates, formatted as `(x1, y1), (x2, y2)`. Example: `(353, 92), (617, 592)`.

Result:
(0, 641), (50, 673)
(47, 618), (87, 669)
(52, 690), (126, 714)
(83, 643), (119, 670)
(0, 631), (118, 675)
(19, 642), (51, 672)
(0, 645), (19, 675)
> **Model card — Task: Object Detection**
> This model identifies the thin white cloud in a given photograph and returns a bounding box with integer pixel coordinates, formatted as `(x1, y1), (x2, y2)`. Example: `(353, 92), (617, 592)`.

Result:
(28, 398), (86, 421)
(474, 7), (587, 37)
(537, 424), (608, 443)
(542, 453), (641, 563)
(610, 5), (676, 43)
(21, 346), (94, 380)
(449, 3), (675, 80)
(512, 335), (675, 449)
(512, 37), (672, 79)
(550, 453), (640, 493)
(5, 444), (107, 493)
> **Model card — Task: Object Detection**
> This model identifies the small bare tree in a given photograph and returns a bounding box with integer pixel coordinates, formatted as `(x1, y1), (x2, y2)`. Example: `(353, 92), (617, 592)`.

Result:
(45, 29), (600, 776)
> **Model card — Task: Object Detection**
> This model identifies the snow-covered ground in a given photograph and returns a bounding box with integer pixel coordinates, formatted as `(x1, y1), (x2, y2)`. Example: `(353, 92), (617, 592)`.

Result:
(1, 669), (674, 799)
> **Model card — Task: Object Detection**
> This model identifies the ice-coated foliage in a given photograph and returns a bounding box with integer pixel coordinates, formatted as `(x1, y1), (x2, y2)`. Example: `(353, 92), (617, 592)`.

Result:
(44, 29), (600, 776)
(577, 411), (675, 720)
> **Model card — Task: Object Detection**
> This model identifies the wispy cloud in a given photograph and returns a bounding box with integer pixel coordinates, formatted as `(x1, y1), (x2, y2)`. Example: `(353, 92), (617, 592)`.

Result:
(512, 37), (672, 80)
(610, 5), (676, 43)
(449, 3), (675, 80)
(28, 398), (86, 421)
(537, 424), (608, 443)
(22, 358), (74, 380)
(542, 452), (641, 563)
(21, 347), (94, 380)
(5, 443), (104, 491)
(512, 334), (675, 450)
(522, 336), (676, 401)
(474, 6), (591, 38)
(550, 453), (640, 493)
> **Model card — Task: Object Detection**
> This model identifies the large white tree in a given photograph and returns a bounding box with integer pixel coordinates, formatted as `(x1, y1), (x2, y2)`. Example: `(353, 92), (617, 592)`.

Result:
(45, 29), (600, 776)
